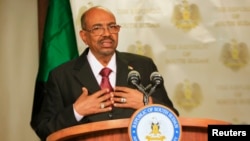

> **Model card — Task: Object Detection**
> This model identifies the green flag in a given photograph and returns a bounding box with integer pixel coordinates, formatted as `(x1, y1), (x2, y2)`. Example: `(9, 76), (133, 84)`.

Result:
(31, 0), (78, 128)
(37, 0), (79, 82)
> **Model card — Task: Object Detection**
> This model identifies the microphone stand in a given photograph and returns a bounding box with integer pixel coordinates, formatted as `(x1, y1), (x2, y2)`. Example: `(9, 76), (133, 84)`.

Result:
(143, 83), (161, 105)
(143, 92), (150, 106)
(131, 82), (150, 105)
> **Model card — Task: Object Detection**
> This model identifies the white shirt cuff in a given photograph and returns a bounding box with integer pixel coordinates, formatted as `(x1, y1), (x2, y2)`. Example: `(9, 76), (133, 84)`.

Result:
(73, 107), (84, 122)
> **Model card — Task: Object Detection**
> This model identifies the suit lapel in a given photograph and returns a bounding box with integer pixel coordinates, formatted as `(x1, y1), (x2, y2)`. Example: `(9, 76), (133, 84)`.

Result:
(73, 48), (100, 94)
(115, 52), (130, 87)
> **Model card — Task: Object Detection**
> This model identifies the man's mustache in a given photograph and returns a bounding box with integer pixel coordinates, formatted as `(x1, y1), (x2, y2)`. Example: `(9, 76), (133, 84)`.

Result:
(99, 37), (114, 42)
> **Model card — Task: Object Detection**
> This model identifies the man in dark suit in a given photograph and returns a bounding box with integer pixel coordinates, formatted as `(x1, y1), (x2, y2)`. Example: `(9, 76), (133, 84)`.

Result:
(33, 6), (179, 140)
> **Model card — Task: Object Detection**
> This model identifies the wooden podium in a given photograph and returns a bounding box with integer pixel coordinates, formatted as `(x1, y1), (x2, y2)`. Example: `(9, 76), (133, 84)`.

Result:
(46, 117), (230, 141)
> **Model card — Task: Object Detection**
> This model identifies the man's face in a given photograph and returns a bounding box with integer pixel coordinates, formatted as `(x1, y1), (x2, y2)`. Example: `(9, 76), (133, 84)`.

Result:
(80, 8), (119, 58)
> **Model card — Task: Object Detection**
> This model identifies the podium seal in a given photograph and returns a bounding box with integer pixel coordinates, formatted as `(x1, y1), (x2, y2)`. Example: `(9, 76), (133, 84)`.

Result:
(128, 104), (181, 141)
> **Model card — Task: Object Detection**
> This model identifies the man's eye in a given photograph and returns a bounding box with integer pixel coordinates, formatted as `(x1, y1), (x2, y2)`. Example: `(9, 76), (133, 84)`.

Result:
(92, 27), (102, 31)
(109, 25), (117, 29)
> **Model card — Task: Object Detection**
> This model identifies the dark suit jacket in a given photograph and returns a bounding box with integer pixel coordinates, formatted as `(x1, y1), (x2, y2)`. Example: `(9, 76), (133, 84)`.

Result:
(34, 48), (179, 140)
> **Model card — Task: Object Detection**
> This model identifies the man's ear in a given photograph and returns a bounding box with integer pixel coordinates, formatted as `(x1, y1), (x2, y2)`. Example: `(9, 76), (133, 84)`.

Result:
(79, 30), (88, 45)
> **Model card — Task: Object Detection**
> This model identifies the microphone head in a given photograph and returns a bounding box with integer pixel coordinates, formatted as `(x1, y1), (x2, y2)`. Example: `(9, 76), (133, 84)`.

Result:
(150, 71), (163, 86)
(128, 70), (141, 85)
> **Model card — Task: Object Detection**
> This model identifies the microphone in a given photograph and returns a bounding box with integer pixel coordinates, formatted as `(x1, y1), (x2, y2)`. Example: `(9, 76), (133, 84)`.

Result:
(127, 70), (141, 86)
(150, 71), (163, 86)
(148, 72), (163, 95)
(127, 70), (146, 93)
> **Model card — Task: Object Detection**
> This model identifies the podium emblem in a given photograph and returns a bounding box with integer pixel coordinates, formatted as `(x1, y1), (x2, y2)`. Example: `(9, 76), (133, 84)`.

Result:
(129, 104), (181, 141)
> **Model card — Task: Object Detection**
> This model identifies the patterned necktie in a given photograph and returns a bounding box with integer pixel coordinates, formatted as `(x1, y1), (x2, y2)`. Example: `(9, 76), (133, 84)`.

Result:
(99, 67), (113, 92)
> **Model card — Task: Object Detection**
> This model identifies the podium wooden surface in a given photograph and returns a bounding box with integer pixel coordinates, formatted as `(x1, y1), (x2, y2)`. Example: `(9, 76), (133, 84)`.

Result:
(46, 117), (230, 141)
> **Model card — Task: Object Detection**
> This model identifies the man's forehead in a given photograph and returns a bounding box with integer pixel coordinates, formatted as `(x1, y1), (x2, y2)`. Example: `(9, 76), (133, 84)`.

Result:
(85, 7), (114, 18)
(86, 11), (116, 26)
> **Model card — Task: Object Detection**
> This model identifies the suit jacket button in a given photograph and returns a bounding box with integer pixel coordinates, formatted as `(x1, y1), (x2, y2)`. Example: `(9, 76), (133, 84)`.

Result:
(108, 113), (113, 118)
